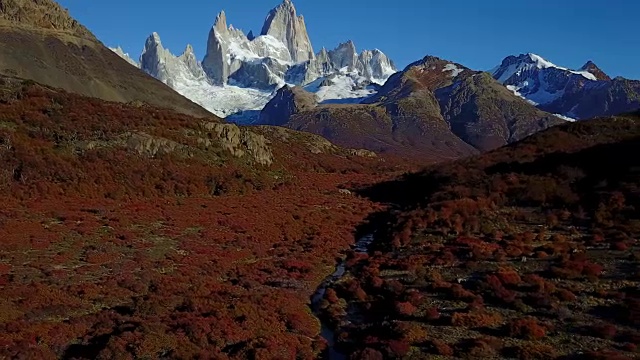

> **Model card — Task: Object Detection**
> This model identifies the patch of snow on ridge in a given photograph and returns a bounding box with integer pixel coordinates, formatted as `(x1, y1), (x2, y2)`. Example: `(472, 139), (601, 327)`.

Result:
(443, 63), (464, 77)
(554, 113), (576, 122)
(307, 73), (376, 104)
(527, 53), (597, 81)
(494, 53), (597, 83)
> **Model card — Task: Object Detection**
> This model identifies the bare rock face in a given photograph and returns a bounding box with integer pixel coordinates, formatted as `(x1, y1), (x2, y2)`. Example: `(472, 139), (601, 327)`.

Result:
(260, 0), (314, 63)
(202, 11), (233, 85)
(328, 41), (359, 71)
(140, 33), (207, 88)
(122, 132), (184, 157)
(359, 49), (397, 83)
(0, 0), (95, 39)
(258, 85), (317, 126)
(200, 122), (274, 166)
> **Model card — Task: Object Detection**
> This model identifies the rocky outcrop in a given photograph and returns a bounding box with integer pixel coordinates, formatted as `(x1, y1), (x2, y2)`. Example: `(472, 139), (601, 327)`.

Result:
(259, 85), (317, 126)
(0, 0), (95, 40)
(260, 0), (314, 63)
(122, 132), (185, 157)
(200, 122), (273, 165)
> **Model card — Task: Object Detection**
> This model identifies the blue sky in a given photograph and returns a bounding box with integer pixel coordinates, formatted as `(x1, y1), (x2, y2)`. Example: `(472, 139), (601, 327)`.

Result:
(58, 0), (639, 79)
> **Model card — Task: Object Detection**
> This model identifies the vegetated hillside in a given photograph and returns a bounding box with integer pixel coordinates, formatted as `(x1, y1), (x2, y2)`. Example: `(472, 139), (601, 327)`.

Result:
(259, 56), (562, 160)
(286, 103), (476, 161)
(0, 76), (411, 359)
(318, 112), (640, 359)
(0, 0), (211, 117)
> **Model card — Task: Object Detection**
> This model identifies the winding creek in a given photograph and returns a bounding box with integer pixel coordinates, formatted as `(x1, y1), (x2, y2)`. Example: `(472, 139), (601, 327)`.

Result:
(310, 233), (375, 359)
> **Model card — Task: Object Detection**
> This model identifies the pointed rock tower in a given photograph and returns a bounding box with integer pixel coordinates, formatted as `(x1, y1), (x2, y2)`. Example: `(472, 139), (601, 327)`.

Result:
(260, 0), (314, 63)
(202, 11), (232, 85)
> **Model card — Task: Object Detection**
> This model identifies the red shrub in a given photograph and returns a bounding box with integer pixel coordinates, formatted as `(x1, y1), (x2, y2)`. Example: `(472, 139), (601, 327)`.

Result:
(556, 289), (577, 302)
(424, 307), (441, 321)
(394, 301), (417, 317)
(496, 267), (522, 286)
(385, 339), (410, 358)
(582, 262), (604, 278)
(430, 339), (454, 356)
(325, 288), (340, 303)
(612, 241), (630, 251)
(507, 317), (547, 340)
(450, 283), (476, 301)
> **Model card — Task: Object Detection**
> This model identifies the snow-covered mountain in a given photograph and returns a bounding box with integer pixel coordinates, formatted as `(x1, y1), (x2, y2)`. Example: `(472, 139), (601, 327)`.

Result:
(109, 46), (138, 67)
(111, 0), (397, 122)
(492, 53), (597, 106)
(491, 53), (640, 120)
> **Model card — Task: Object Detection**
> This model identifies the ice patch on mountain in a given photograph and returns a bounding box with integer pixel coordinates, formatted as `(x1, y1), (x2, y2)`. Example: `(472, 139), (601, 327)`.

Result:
(443, 63), (463, 77)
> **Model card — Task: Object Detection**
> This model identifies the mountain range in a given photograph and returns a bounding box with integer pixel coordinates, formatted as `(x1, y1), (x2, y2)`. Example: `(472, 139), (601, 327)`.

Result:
(1, 0), (640, 358)
(107, 0), (639, 158)
(114, 0), (396, 121)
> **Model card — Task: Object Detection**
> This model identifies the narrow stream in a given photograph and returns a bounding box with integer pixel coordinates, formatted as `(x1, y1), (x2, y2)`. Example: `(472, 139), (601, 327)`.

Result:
(310, 234), (375, 360)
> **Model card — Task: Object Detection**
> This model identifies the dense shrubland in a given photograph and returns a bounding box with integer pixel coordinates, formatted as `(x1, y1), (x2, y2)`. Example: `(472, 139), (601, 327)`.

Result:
(319, 113), (640, 359)
(0, 79), (410, 359)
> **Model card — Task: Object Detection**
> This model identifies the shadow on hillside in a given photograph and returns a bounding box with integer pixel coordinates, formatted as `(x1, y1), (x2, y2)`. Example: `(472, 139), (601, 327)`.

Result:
(352, 170), (443, 209)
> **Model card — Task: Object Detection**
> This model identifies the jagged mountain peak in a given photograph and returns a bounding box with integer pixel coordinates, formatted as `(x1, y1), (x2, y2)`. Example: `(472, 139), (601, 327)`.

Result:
(147, 32), (162, 46)
(133, 0), (397, 118)
(490, 53), (640, 120)
(214, 10), (227, 29)
(0, 0), (96, 40)
(260, 0), (314, 62)
(579, 60), (611, 81)
(109, 46), (139, 67)
(493, 53), (598, 82)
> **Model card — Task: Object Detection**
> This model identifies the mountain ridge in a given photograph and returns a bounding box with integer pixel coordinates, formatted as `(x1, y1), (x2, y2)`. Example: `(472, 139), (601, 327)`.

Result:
(258, 54), (563, 158)
(0, 0), (212, 118)
(492, 53), (640, 120)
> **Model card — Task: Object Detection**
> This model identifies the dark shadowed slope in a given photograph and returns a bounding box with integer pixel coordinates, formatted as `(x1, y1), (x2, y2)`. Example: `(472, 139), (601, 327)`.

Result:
(318, 111), (640, 359)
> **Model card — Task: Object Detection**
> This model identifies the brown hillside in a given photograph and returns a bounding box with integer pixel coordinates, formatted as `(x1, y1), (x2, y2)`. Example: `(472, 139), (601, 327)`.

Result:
(0, 0), (211, 118)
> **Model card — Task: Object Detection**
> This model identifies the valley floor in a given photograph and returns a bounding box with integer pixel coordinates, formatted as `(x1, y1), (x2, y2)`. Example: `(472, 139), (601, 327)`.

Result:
(0, 173), (388, 359)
